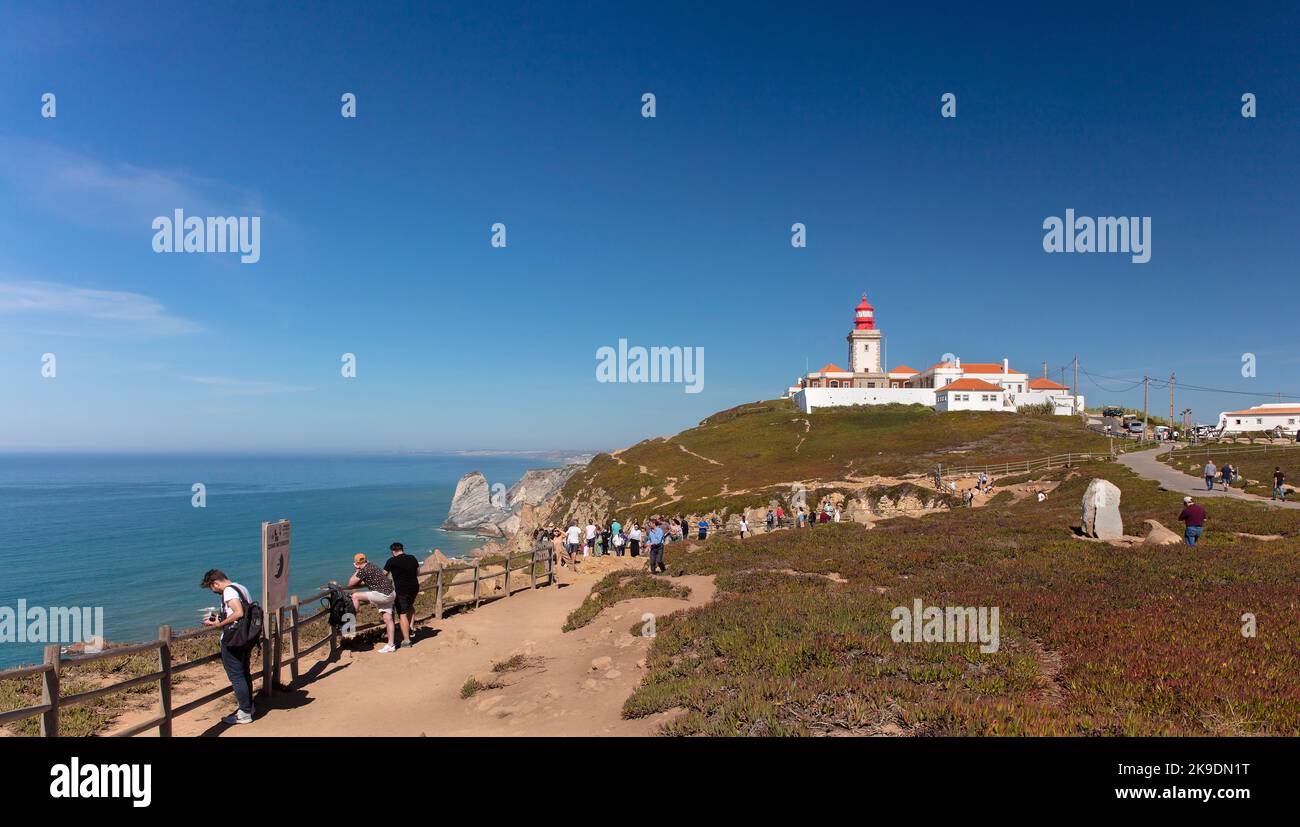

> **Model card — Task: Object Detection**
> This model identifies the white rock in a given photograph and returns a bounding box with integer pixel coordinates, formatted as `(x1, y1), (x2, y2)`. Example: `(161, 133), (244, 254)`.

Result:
(1080, 479), (1123, 540)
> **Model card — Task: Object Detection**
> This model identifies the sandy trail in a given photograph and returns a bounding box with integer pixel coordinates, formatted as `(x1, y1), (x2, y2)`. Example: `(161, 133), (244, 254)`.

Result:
(172, 556), (714, 737)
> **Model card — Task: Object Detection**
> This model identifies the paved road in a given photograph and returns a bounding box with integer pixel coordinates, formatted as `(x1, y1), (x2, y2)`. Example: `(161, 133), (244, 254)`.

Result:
(1117, 446), (1300, 510)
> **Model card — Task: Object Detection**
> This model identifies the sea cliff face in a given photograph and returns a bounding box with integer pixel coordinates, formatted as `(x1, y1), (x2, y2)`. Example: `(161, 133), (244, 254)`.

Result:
(443, 464), (582, 537)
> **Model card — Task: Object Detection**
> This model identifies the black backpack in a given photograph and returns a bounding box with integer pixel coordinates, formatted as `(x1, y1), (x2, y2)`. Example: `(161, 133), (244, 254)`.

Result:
(223, 586), (264, 650)
(323, 584), (353, 629)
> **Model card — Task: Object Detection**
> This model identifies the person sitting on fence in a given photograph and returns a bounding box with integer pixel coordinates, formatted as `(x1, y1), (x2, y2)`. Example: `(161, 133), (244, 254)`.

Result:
(384, 542), (421, 649)
(200, 569), (256, 725)
(347, 553), (398, 653)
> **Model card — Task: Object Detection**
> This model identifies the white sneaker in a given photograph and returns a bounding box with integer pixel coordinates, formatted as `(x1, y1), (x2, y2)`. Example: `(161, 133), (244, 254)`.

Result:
(377, 644), (396, 653)
(222, 710), (253, 725)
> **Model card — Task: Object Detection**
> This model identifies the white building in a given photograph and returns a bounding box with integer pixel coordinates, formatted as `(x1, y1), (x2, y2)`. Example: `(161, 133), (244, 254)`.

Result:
(791, 294), (1083, 415)
(935, 378), (1007, 412)
(1217, 403), (1300, 435)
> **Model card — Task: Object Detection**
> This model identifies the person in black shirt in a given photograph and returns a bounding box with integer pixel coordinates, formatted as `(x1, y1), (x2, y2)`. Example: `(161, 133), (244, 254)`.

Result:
(384, 542), (422, 648)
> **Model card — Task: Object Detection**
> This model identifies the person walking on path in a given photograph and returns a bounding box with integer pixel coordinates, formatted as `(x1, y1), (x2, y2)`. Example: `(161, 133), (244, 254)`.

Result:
(739, 516), (749, 539)
(201, 569), (257, 725)
(1272, 467), (1287, 501)
(765, 508), (775, 532)
(1178, 496), (1207, 546)
(383, 542), (421, 649)
(647, 519), (667, 573)
(347, 553), (398, 653)
(1204, 460), (1218, 491)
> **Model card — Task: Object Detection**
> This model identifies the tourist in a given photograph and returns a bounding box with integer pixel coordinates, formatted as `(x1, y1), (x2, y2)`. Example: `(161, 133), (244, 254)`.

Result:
(765, 508), (775, 532)
(612, 527), (626, 556)
(200, 569), (257, 725)
(647, 519), (667, 573)
(1036, 490), (1047, 503)
(833, 506), (841, 523)
(1219, 464), (1232, 490)
(566, 521), (582, 560)
(697, 518), (709, 540)
(1204, 460), (1217, 491)
(818, 508), (829, 524)
(550, 528), (564, 567)
(963, 488), (975, 507)
(739, 516), (749, 539)
(629, 523), (642, 557)
(1177, 496), (1207, 546)
(978, 472), (989, 493)
(776, 505), (785, 527)
(347, 553), (398, 653)
(610, 517), (622, 542)
(1272, 466), (1287, 501)
(598, 524), (610, 556)
(585, 520), (597, 557)
(383, 542), (421, 649)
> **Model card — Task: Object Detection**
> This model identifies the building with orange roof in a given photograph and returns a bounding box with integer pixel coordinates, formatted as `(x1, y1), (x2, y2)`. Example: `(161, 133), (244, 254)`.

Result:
(788, 294), (1083, 415)
(1215, 403), (1300, 436)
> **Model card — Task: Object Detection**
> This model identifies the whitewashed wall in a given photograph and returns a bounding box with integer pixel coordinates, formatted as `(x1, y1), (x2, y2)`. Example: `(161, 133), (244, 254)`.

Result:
(795, 387), (937, 413)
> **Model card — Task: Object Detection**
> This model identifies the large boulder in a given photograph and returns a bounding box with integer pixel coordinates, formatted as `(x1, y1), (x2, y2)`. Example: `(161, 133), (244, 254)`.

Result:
(1080, 479), (1123, 540)
(442, 472), (500, 530)
(1141, 519), (1183, 547)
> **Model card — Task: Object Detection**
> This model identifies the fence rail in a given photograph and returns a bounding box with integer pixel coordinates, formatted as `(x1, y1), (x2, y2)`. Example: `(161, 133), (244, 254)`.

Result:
(1166, 441), (1300, 462)
(0, 547), (554, 737)
(938, 451), (1108, 480)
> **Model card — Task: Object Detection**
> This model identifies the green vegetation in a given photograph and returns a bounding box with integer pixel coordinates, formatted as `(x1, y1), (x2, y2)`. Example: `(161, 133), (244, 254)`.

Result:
(460, 675), (503, 699)
(557, 401), (1112, 517)
(624, 463), (1300, 735)
(562, 571), (691, 632)
(491, 654), (537, 673)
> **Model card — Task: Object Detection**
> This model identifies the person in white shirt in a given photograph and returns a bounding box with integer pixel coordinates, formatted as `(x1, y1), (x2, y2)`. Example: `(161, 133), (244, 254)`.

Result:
(833, 507), (841, 523)
(629, 524), (643, 557)
(584, 522), (597, 556)
(201, 569), (256, 725)
(566, 522), (582, 558)
(739, 517), (748, 539)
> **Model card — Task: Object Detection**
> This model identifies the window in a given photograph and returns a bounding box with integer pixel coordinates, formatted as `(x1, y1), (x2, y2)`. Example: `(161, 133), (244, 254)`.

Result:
(1258, 419), (1264, 425)
(1235, 419), (1241, 425)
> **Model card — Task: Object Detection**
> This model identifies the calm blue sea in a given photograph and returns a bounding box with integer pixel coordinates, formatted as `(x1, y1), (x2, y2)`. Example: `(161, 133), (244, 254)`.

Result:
(0, 453), (556, 669)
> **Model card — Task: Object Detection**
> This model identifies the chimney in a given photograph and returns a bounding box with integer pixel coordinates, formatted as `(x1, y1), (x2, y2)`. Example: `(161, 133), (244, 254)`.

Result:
(1003, 357), (1009, 374)
(954, 357), (960, 368)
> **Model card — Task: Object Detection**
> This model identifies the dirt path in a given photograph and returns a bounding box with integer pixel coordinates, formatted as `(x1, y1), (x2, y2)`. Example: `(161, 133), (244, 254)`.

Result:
(171, 556), (714, 737)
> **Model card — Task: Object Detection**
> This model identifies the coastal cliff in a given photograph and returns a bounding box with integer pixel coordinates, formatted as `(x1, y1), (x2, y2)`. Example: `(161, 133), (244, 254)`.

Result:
(443, 464), (583, 537)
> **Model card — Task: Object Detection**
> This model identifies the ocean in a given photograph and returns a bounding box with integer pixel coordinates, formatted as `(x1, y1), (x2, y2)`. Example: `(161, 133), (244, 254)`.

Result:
(0, 453), (559, 669)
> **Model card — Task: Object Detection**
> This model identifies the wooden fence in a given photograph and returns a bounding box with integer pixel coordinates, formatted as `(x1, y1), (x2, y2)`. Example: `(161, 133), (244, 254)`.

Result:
(1167, 441), (1300, 463)
(0, 548), (553, 737)
(938, 451), (1108, 480)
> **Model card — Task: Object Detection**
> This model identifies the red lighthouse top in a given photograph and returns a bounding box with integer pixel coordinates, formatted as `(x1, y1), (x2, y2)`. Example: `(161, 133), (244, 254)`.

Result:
(854, 293), (875, 330)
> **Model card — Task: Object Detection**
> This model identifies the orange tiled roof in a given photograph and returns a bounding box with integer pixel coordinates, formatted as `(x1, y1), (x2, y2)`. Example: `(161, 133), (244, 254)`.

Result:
(960, 362), (1017, 375)
(890, 365), (919, 374)
(1028, 377), (1068, 390)
(928, 361), (957, 371)
(815, 363), (848, 374)
(1223, 406), (1300, 416)
(938, 378), (1004, 392)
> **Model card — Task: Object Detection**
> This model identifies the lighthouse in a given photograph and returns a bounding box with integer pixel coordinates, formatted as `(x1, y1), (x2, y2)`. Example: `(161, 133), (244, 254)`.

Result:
(847, 294), (883, 375)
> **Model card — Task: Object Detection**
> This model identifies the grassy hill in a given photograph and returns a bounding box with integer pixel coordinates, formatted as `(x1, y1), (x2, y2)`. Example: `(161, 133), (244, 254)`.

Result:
(624, 462), (1300, 736)
(553, 400), (1113, 519)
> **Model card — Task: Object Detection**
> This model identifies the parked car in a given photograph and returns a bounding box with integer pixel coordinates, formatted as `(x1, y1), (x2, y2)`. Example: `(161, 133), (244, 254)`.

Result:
(1126, 421), (1145, 436)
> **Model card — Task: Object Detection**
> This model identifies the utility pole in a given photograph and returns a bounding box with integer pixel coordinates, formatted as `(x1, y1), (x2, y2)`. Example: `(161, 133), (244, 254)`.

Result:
(1142, 375), (1149, 443)
(1169, 372), (1175, 432)
(1043, 360), (1048, 379)
(1074, 354), (1079, 415)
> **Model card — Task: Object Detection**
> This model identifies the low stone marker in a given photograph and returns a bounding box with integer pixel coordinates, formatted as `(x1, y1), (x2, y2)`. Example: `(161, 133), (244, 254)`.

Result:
(1080, 478), (1123, 540)
(1141, 519), (1183, 547)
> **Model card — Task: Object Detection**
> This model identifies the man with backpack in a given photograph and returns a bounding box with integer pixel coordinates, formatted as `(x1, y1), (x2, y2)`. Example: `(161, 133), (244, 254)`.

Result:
(201, 569), (260, 725)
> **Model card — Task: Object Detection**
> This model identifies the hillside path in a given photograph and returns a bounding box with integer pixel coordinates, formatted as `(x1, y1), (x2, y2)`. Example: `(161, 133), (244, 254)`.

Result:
(1117, 446), (1300, 509)
(171, 557), (714, 737)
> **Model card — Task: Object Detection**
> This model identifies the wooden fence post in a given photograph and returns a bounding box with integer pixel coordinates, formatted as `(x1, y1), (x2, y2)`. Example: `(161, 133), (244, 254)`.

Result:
(288, 595), (300, 685)
(157, 625), (172, 737)
(40, 644), (59, 737)
(531, 549), (538, 590)
(473, 561), (481, 608)
(504, 554), (511, 598)
(435, 567), (444, 620)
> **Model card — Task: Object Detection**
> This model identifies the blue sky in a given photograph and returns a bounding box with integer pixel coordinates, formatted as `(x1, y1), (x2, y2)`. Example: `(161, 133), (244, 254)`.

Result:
(1, 1), (1297, 452)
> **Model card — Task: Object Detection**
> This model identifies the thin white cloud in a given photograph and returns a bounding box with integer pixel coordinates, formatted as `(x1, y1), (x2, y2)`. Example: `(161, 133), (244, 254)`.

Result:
(0, 136), (265, 229)
(0, 280), (201, 335)
(180, 376), (314, 396)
